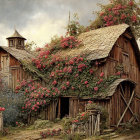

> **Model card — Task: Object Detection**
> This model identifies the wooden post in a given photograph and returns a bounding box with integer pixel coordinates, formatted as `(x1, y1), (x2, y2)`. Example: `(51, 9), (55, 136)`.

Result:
(0, 112), (3, 132)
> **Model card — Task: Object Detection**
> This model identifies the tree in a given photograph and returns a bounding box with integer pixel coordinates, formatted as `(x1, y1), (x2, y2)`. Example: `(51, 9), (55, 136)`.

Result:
(87, 0), (140, 38)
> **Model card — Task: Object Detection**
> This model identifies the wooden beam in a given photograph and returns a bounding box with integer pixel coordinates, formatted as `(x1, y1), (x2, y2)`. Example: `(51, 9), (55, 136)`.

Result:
(120, 85), (139, 122)
(117, 90), (135, 127)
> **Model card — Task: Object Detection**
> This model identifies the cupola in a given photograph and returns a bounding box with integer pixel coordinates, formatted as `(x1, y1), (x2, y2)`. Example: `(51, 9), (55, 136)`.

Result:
(6, 30), (26, 49)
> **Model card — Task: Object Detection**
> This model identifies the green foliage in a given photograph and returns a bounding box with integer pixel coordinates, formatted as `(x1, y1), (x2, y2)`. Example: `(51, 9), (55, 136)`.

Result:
(29, 119), (54, 129)
(62, 117), (73, 132)
(67, 13), (85, 36)
(25, 41), (37, 51)
(72, 112), (89, 124)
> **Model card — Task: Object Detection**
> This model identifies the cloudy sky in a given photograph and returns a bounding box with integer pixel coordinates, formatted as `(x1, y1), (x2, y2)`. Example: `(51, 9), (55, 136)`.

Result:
(0, 0), (139, 48)
(0, 0), (110, 47)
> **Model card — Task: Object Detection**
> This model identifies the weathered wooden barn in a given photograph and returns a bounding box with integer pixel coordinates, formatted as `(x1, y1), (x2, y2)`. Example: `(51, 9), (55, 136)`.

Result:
(42, 24), (140, 127)
(0, 24), (140, 127)
(0, 30), (33, 89)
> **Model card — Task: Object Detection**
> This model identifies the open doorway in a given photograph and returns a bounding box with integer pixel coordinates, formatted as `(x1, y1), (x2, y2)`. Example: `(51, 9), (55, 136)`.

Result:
(60, 97), (69, 118)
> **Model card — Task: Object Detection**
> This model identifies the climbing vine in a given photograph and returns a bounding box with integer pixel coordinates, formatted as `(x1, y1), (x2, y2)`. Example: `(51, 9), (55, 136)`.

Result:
(15, 36), (121, 115)
(87, 0), (140, 38)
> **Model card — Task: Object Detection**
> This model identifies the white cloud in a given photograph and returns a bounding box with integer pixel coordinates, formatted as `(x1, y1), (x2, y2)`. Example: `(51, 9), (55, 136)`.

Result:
(0, 24), (13, 46)
(21, 12), (67, 47)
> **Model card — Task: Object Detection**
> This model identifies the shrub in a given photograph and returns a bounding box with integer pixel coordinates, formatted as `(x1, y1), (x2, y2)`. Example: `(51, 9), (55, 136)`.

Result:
(29, 119), (54, 129)
(0, 86), (24, 126)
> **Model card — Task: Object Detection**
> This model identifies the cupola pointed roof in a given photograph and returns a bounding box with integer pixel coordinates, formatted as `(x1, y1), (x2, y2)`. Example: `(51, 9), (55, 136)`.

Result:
(7, 30), (26, 40)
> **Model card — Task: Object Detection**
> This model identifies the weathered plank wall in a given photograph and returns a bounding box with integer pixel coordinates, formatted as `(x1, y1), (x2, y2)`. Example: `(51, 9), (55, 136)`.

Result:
(95, 34), (140, 95)
(0, 49), (35, 90)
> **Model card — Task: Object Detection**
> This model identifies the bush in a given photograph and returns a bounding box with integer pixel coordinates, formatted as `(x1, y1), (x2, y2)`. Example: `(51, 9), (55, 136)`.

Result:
(0, 86), (24, 126)
(29, 119), (54, 129)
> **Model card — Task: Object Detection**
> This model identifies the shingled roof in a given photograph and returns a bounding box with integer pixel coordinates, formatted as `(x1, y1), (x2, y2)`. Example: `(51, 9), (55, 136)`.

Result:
(0, 46), (33, 62)
(58, 24), (132, 60)
(7, 30), (26, 40)
(82, 79), (136, 100)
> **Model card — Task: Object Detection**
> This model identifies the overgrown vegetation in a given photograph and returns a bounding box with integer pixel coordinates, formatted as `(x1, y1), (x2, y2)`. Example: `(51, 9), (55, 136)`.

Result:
(0, 82), (24, 126)
(87, 0), (140, 38)
(16, 48), (120, 115)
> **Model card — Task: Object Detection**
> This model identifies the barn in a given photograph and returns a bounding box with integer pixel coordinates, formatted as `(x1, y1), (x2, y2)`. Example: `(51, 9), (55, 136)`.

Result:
(43, 24), (140, 127)
(0, 30), (33, 89)
(0, 24), (140, 127)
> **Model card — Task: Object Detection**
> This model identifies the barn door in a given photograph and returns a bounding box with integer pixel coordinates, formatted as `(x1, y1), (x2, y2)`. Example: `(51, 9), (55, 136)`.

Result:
(117, 82), (139, 127)
(1, 54), (9, 72)
(0, 54), (10, 85)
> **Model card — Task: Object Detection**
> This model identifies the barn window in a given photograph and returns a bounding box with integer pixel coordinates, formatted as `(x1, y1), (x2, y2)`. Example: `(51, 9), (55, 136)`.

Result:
(18, 40), (22, 45)
(9, 40), (13, 47)
(122, 52), (130, 74)
(123, 38), (129, 53)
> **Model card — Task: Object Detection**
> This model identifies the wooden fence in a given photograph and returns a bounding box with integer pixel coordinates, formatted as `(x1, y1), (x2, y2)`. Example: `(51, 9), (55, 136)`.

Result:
(72, 110), (100, 136)
(0, 112), (3, 132)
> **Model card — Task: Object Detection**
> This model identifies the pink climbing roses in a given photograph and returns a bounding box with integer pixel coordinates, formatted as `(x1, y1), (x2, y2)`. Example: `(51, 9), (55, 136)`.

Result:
(0, 107), (5, 111)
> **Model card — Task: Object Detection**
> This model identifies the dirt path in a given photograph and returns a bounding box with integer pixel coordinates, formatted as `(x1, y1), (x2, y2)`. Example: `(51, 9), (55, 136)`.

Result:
(1, 128), (140, 140)
(0, 124), (62, 140)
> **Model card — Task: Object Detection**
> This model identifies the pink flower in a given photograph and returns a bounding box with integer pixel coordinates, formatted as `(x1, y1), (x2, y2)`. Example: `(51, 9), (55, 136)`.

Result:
(108, 8), (112, 11)
(131, 15), (137, 22)
(44, 100), (46, 104)
(116, 71), (121, 75)
(89, 69), (94, 74)
(81, 113), (85, 116)
(71, 87), (75, 90)
(94, 87), (98, 91)
(88, 100), (93, 104)
(99, 79), (103, 83)
(66, 81), (70, 86)
(84, 81), (88, 85)
(0, 107), (5, 111)
(52, 80), (57, 86)
(129, 1), (134, 6)
(100, 72), (104, 77)
(37, 102), (40, 105)
(120, 14), (126, 20)
(104, 16), (108, 21)
(100, 12), (104, 16)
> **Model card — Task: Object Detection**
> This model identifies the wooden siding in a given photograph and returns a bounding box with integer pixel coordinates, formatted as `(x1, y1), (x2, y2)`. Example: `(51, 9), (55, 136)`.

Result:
(95, 35), (140, 95)
(0, 49), (32, 90)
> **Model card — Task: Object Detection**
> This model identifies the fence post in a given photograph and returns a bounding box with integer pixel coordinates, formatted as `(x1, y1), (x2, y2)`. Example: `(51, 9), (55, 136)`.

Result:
(0, 112), (3, 132)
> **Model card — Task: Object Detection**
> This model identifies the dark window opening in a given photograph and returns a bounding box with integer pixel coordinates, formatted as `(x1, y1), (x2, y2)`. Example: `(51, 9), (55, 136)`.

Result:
(9, 40), (13, 46)
(60, 97), (69, 118)
(18, 40), (22, 45)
